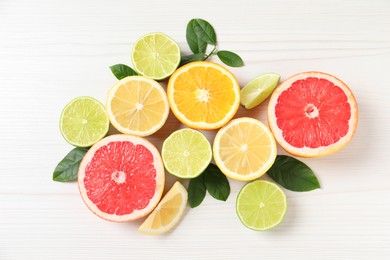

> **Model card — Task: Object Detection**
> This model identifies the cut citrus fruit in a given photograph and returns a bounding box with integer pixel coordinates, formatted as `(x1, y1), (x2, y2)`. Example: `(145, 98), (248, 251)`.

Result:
(106, 76), (169, 137)
(213, 117), (277, 181)
(162, 128), (212, 178)
(236, 180), (287, 231)
(267, 71), (358, 158)
(139, 181), (188, 235)
(78, 134), (165, 222)
(240, 73), (280, 109)
(59, 96), (109, 147)
(167, 61), (240, 130)
(131, 32), (181, 80)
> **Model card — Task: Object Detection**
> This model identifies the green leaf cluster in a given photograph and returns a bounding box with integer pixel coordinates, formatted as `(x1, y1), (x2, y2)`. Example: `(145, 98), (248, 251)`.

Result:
(183, 18), (244, 67)
(188, 163), (230, 208)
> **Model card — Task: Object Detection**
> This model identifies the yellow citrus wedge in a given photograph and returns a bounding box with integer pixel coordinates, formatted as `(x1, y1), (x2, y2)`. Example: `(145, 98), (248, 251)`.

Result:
(213, 117), (277, 181)
(167, 61), (240, 130)
(138, 181), (188, 235)
(106, 76), (169, 137)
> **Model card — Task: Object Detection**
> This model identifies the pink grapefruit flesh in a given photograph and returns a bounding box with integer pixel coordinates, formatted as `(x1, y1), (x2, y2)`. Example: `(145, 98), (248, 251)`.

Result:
(268, 71), (358, 157)
(78, 134), (165, 222)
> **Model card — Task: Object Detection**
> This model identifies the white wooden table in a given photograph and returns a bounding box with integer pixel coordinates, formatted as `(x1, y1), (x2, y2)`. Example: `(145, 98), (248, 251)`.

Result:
(1, 0), (390, 259)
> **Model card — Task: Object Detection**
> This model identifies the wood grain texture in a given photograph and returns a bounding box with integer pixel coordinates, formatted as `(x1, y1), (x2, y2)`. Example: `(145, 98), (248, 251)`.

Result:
(1, 0), (390, 259)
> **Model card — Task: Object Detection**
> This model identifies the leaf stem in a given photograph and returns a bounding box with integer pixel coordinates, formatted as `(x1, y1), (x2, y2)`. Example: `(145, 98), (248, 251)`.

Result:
(204, 45), (217, 60)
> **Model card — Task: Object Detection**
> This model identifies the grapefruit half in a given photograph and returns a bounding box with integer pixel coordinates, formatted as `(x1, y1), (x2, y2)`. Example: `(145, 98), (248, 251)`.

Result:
(268, 71), (358, 158)
(78, 134), (165, 222)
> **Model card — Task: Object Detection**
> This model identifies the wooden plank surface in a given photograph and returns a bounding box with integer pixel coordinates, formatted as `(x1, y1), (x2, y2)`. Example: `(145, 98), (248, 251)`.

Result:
(1, 0), (390, 259)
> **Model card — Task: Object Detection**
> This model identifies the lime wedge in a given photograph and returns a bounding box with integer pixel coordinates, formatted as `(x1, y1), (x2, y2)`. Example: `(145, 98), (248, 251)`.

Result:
(131, 32), (181, 80)
(59, 96), (109, 147)
(240, 73), (280, 109)
(162, 128), (212, 178)
(236, 180), (287, 231)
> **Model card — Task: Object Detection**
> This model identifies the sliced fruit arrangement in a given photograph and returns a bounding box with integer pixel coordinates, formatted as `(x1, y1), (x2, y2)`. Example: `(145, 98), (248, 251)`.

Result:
(131, 32), (181, 80)
(268, 71), (358, 157)
(78, 134), (165, 222)
(139, 181), (188, 235)
(167, 61), (240, 130)
(240, 73), (280, 109)
(213, 117), (277, 182)
(236, 180), (287, 231)
(162, 128), (212, 179)
(54, 18), (359, 234)
(59, 96), (109, 147)
(106, 76), (169, 137)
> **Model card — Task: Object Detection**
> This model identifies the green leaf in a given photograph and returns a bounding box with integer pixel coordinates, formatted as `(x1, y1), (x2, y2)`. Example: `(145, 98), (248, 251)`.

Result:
(204, 164), (230, 201)
(191, 18), (217, 45)
(109, 64), (138, 80)
(53, 148), (88, 182)
(188, 173), (206, 208)
(217, 50), (244, 67)
(180, 53), (205, 66)
(267, 155), (320, 192)
(186, 20), (208, 54)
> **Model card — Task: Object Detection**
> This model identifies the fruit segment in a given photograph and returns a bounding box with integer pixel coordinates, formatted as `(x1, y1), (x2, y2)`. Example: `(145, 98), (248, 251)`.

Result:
(139, 181), (188, 235)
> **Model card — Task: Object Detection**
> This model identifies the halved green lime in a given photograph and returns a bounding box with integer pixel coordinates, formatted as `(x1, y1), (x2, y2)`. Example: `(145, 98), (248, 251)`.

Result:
(162, 128), (212, 178)
(59, 96), (109, 147)
(236, 180), (287, 231)
(131, 32), (181, 80)
(240, 73), (280, 109)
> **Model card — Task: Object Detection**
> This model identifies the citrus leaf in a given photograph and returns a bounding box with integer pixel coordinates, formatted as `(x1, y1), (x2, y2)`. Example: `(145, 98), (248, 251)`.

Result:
(188, 173), (206, 208)
(186, 20), (208, 54)
(267, 155), (320, 192)
(109, 64), (138, 80)
(217, 50), (244, 67)
(180, 53), (206, 66)
(204, 164), (230, 201)
(53, 148), (88, 182)
(191, 18), (217, 45)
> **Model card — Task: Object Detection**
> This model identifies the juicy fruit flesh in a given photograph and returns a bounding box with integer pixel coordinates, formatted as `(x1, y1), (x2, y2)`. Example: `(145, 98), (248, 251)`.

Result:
(132, 33), (180, 79)
(110, 80), (167, 132)
(219, 123), (274, 175)
(162, 129), (212, 178)
(151, 193), (182, 228)
(275, 77), (351, 148)
(61, 97), (108, 146)
(240, 73), (280, 109)
(237, 180), (287, 230)
(173, 66), (237, 124)
(83, 141), (157, 215)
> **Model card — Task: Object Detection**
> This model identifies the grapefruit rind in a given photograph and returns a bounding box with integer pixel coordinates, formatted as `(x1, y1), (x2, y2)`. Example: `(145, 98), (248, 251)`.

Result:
(78, 134), (165, 222)
(267, 71), (358, 158)
(167, 61), (240, 130)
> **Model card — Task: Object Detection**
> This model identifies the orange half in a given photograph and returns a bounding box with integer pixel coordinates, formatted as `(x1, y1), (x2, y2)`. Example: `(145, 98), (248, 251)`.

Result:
(167, 61), (240, 130)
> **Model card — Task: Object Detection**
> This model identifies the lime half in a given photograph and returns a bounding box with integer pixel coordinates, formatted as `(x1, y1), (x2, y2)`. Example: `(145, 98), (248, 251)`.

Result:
(131, 32), (181, 80)
(59, 96), (109, 147)
(240, 73), (280, 109)
(162, 128), (212, 178)
(236, 180), (287, 231)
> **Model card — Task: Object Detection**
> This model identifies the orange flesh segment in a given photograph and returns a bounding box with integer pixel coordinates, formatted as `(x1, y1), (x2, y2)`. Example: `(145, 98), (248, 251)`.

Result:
(173, 66), (237, 124)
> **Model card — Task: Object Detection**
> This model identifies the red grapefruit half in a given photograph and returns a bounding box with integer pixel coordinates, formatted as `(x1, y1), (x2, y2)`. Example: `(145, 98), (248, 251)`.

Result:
(268, 71), (358, 158)
(78, 134), (165, 222)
